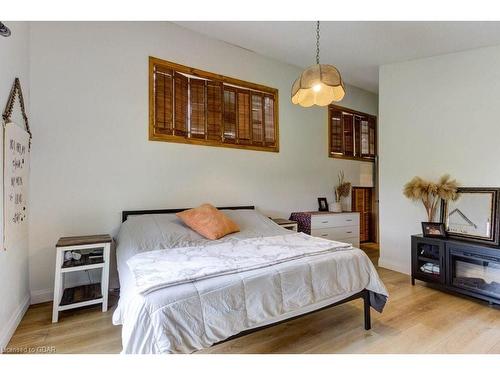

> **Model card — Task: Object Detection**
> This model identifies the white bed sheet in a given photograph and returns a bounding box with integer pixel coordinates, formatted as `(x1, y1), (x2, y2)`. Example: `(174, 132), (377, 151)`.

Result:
(112, 210), (388, 354)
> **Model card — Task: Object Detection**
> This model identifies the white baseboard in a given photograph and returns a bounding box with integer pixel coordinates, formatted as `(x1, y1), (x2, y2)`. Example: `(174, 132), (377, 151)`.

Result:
(378, 257), (410, 275)
(30, 288), (53, 305)
(0, 294), (30, 353)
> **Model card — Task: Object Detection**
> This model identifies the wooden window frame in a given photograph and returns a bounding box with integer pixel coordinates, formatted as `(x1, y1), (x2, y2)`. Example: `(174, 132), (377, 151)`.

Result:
(149, 56), (279, 152)
(328, 104), (377, 162)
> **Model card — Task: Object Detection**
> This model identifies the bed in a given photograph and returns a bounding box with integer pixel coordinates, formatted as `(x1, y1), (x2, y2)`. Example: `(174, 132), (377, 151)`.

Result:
(112, 206), (388, 354)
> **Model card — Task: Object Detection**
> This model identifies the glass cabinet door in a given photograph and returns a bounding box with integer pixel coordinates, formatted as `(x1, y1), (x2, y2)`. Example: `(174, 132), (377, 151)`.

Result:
(450, 249), (500, 299)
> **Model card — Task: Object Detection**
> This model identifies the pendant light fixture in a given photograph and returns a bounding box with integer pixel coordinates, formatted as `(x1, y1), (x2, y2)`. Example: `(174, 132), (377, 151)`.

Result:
(291, 21), (345, 107)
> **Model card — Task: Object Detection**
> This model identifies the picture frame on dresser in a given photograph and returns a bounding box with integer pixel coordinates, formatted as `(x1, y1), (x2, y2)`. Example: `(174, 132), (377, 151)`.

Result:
(440, 187), (500, 246)
(317, 197), (328, 212)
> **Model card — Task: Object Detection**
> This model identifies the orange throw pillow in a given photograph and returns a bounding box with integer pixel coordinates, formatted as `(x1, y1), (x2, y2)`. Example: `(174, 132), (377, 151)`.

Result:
(176, 204), (240, 240)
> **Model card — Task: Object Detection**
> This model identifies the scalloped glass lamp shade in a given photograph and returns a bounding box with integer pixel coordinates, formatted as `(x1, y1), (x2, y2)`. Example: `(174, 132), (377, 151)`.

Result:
(291, 64), (345, 107)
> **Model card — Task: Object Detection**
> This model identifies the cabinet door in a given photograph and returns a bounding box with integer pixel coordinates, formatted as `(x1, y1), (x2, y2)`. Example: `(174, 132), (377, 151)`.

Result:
(342, 113), (354, 156)
(354, 115), (361, 157)
(368, 116), (376, 157)
(352, 187), (372, 242)
(411, 236), (445, 284)
(329, 109), (343, 154)
(360, 117), (370, 157)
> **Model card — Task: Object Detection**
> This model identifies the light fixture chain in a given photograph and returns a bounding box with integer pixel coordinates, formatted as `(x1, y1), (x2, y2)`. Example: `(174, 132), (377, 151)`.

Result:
(316, 21), (320, 64)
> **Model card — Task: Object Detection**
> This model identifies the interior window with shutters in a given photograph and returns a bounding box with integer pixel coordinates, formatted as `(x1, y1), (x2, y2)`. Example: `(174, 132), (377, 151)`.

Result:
(150, 56), (279, 152)
(328, 105), (377, 161)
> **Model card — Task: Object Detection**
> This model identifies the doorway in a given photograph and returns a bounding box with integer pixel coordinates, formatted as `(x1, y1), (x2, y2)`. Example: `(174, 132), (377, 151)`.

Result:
(351, 186), (377, 243)
(352, 186), (379, 265)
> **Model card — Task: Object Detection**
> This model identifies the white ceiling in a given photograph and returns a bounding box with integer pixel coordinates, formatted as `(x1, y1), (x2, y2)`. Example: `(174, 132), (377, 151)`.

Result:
(175, 21), (500, 93)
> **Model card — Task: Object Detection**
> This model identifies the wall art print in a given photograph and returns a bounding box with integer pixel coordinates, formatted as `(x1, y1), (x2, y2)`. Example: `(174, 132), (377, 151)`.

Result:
(2, 77), (32, 251)
(3, 122), (30, 251)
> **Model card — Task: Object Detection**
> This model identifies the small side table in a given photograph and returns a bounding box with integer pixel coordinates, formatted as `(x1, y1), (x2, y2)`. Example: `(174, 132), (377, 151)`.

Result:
(272, 218), (298, 232)
(52, 234), (112, 323)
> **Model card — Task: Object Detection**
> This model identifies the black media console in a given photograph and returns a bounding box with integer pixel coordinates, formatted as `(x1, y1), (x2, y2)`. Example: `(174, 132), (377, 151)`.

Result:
(412, 234), (500, 305)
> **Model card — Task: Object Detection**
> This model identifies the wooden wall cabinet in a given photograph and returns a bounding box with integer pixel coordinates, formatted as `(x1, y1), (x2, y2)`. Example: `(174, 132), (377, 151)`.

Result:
(329, 105), (377, 161)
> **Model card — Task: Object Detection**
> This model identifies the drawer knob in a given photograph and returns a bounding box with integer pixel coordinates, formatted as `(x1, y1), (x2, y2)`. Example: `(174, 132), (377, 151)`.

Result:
(321, 221), (328, 224)
(346, 231), (352, 234)
(321, 234), (328, 237)
(346, 219), (352, 222)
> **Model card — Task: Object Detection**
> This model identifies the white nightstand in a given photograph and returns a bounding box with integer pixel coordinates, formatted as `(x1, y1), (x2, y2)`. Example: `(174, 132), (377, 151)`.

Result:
(272, 218), (298, 232)
(52, 235), (111, 323)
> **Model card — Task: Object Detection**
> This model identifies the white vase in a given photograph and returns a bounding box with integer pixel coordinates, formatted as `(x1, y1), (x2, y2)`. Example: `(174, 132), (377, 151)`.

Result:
(329, 202), (342, 212)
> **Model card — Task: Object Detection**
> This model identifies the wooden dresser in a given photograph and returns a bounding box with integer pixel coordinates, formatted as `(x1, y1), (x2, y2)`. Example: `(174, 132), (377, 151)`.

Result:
(289, 211), (360, 248)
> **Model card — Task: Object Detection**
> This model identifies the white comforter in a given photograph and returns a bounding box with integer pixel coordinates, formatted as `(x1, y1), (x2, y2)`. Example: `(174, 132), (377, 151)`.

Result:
(113, 211), (388, 354)
(128, 233), (352, 294)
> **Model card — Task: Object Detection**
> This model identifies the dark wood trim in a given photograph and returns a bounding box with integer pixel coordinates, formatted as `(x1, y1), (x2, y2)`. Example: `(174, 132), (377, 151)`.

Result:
(122, 205), (255, 222)
(216, 289), (371, 345)
(329, 103), (376, 119)
(328, 104), (377, 162)
(440, 187), (500, 246)
(329, 153), (375, 162)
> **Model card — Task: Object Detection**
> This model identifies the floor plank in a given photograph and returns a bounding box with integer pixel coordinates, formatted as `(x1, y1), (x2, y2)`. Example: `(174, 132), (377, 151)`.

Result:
(6, 244), (500, 354)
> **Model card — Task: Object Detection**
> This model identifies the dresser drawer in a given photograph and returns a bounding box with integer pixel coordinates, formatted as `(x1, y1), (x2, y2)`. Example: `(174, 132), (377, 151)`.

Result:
(311, 226), (359, 241)
(311, 213), (359, 229)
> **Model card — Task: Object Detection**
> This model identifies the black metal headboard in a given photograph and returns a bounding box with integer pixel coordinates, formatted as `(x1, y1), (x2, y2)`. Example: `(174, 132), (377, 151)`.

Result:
(122, 205), (255, 223)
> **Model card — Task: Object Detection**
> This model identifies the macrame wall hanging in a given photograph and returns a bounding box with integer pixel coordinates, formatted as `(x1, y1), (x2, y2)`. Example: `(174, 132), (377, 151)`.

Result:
(2, 77), (32, 251)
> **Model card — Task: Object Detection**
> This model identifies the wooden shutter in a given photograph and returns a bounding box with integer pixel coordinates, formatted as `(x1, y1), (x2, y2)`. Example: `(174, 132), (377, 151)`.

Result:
(237, 89), (251, 144)
(251, 93), (264, 144)
(174, 72), (188, 136)
(189, 78), (206, 139)
(352, 187), (373, 242)
(330, 109), (342, 154)
(206, 80), (223, 141)
(360, 118), (369, 156)
(223, 87), (237, 143)
(368, 117), (376, 157)
(263, 95), (275, 145)
(343, 113), (354, 156)
(154, 67), (173, 134)
(354, 116), (361, 157)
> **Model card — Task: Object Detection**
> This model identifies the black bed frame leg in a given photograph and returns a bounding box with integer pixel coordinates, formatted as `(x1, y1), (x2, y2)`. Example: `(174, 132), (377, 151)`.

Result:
(363, 290), (371, 330)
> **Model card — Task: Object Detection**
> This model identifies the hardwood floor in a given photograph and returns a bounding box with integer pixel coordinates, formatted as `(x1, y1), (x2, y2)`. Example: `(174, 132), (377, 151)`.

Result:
(6, 249), (500, 354)
(360, 242), (379, 265)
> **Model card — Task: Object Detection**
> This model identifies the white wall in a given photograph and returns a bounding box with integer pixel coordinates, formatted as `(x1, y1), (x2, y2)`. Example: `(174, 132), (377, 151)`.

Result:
(379, 44), (500, 274)
(28, 22), (378, 301)
(0, 22), (30, 351)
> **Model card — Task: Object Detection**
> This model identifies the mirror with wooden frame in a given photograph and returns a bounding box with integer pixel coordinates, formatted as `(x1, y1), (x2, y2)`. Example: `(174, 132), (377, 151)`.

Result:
(441, 187), (500, 246)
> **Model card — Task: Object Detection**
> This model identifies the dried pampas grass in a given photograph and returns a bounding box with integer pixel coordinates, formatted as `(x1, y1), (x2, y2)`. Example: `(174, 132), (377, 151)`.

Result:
(335, 171), (351, 202)
(403, 174), (459, 222)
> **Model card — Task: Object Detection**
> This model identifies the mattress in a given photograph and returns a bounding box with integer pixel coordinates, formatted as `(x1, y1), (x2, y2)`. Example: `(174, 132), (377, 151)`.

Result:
(112, 209), (388, 354)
